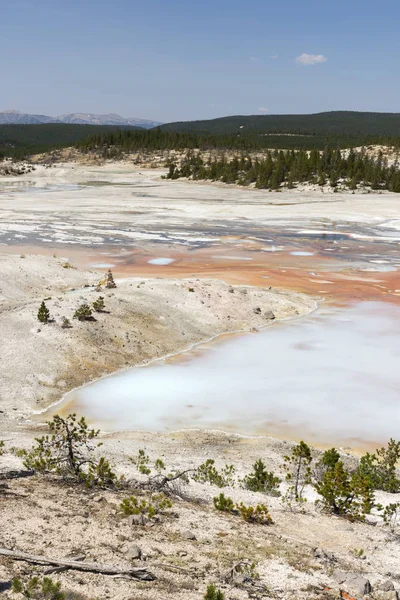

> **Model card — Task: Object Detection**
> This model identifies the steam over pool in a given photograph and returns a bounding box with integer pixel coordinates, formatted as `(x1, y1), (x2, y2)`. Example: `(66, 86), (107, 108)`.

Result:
(55, 302), (400, 448)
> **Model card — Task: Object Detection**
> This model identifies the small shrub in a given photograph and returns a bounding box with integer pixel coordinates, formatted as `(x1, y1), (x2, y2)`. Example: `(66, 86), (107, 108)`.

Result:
(193, 459), (236, 488)
(92, 296), (105, 312)
(130, 449), (152, 475)
(120, 493), (172, 518)
(242, 459), (281, 496)
(0, 440), (4, 456)
(236, 502), (273, 525)
(381, 502), (400, 531)
(73, 304), (93, 320)
(204, 584), (225, 600)
(358, 439), (400, 492)
(60, 316), (71, 329)
(62, 262), (74, 269)
(213, 493), (235, 512)
(12, 576), (64, 599)
(37, 301), (50, 323)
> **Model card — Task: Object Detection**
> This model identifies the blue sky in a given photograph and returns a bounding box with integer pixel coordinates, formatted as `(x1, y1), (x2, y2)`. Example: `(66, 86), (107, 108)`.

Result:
(2, 0), (400, 122)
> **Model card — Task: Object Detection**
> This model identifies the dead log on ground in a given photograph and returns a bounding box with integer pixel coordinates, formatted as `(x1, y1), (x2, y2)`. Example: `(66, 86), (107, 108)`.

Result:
(0, 548), (156, 581)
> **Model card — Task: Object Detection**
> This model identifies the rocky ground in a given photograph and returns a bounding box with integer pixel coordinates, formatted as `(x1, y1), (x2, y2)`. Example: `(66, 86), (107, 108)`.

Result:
(1, 431), (399, 600)
(0, 253), (315, 425)
(1, 158), (400, 600)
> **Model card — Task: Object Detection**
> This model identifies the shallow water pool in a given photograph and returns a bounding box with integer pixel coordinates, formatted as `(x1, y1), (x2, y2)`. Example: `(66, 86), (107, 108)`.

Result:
(48, 301), (400, 448)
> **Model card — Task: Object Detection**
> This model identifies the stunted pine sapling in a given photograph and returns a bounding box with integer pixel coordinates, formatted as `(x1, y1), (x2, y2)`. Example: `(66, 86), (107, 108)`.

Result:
(193, 459), (236, 488)
(22, 413), (119, 487)
(120, 493), (172, 519)
(204, 584), (225, 600)
(358, 438), (400, 493)
(282, 441), (313, 507)
(12, 576), (64, 600)
(213, 494), (273, 525)
(37, 300), (50, 323)
(92, 296), (105, 312)
(242, 459), (281, 496)
(73, 303), (93, 321)
(213, 493), (235, 513)
(314, 460), (375, 520)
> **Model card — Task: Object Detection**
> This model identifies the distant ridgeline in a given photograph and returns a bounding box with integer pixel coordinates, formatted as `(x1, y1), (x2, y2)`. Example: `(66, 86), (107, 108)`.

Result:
(0, 123), (140, 160)
(159, 111), (400, 139)
(165, 149), (400, 193)
(3, 111), (400, 160)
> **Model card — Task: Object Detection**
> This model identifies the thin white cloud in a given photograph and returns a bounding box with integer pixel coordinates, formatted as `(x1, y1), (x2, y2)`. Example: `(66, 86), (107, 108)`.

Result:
(258, 107), (268, 113)
(296, 53), (327, 66)
(270, 55), (279, 59)
(250, 56), (259, 62)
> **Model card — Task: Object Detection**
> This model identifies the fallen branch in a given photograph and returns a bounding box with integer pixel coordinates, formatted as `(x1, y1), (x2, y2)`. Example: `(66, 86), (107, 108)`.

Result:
(0, 548), (156, 581)
(152, 561), (198, 576)
(0, 470), (34, 481)
(44, 554), (85, 575)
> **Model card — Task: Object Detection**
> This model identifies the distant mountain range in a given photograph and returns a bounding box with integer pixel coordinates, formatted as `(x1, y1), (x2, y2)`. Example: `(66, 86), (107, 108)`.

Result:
(0, 110), (162, 129)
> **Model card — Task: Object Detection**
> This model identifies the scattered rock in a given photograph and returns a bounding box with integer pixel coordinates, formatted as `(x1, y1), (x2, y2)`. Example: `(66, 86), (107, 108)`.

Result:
(253, 307), (262, 314)
(122, 542), (142, 560)
(380, 582), (396, 592)
(314, 547), (336, 563)
(375, 593), (399, 600)
(127, 514), (149, 526)
(264, 310), (275, 320)
(181, 529), (196, 540)
(333, 571), (372, 596)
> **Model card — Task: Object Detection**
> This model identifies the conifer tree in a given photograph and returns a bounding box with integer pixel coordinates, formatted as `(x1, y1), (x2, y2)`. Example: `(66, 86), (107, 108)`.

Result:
(37, 300), (50, 323)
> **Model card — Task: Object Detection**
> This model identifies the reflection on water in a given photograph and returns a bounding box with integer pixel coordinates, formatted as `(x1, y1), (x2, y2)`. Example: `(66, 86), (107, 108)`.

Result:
(48, 302), (400, 448)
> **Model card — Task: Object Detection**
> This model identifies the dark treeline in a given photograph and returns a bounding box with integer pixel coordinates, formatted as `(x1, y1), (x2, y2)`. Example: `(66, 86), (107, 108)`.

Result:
(0, 124), (139, 160)
(3, 123), (400, 161)
(76, 127), (400, 153)
(165, 148), (400, 193)
(159, 111), (400, 138)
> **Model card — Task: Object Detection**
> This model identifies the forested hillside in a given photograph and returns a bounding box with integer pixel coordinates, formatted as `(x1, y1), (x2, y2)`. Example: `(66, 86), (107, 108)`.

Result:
(0, 124), (140, 160)
(75, 127), (400, 154)
(165, 148), (400, 193)
(3, 112), (400, 162)
(158, 111), (400, 137)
